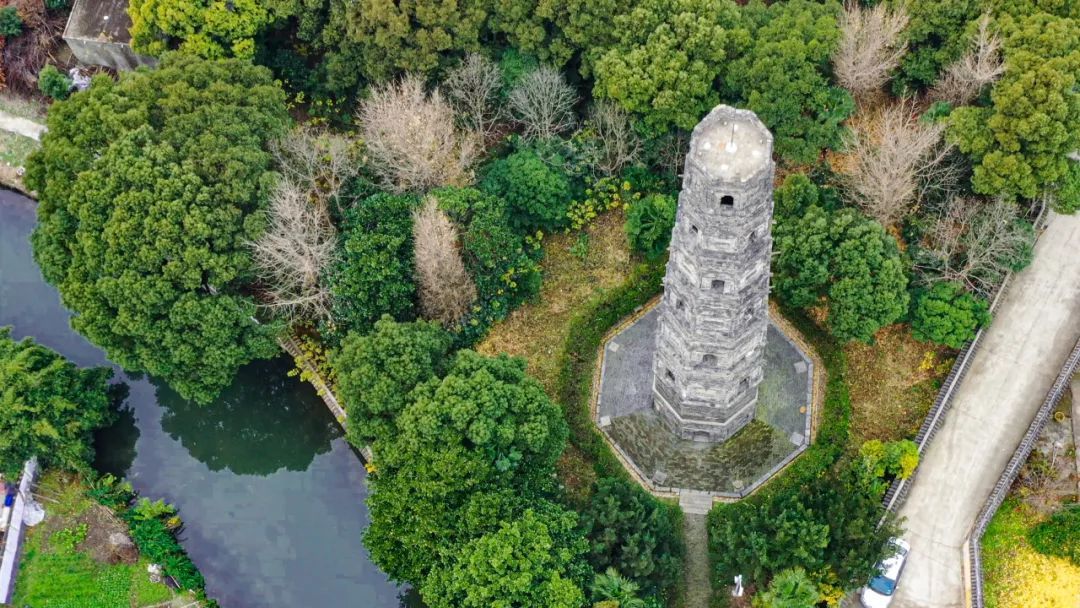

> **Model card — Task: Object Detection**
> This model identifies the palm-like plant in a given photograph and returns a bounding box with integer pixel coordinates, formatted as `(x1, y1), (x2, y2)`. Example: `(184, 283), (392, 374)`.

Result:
(592, 568), (647, 608)
(753, 567), (820, 608)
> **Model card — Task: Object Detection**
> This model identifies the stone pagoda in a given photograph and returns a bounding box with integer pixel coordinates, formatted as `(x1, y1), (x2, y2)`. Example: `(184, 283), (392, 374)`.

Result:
(652, 105), (775, 442)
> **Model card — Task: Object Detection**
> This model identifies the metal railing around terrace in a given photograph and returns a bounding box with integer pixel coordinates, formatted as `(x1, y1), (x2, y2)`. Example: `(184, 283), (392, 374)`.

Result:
(967, 335), (1080, 606)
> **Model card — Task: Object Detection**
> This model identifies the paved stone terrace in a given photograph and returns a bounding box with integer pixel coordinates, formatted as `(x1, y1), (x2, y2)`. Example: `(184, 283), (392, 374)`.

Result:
(597, 306), (813, 494)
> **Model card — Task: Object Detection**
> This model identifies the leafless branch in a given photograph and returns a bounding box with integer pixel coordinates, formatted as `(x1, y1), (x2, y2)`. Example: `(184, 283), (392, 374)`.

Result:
(834, 1), (909, 99)
(930, 14), (1005, 106)
(588, 100), (641, 177)
(250, 178), (338, 322)
(508, 66), (578, 141)
(412, 197), (477, 327)
(916, 196), (1033, 297)
(845, 101), (953, 227)
(271, 126), (361, 216)
(357, 75), (480, 194)
(445, 53), (506, 145)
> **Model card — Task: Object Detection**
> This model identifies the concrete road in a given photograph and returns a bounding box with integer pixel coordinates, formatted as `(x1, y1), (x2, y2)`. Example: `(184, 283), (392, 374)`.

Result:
(892, 211), (1080, 607)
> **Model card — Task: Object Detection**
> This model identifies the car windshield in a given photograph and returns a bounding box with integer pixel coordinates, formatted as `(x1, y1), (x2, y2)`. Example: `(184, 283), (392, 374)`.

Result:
(869, 575), (896, 596)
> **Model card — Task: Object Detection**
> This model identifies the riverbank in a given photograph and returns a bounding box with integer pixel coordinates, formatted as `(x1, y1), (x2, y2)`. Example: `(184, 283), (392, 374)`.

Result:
(0, 189), (401, 608)
(11, 472), (200, 607)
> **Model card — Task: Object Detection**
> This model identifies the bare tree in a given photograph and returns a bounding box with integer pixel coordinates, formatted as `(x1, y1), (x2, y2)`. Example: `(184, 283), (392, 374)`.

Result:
(412, 197), (477, 327)
(250, 178), (338, 322)
(588, 101), (641, 177)
(357, 75), (480, 194)
(930, 15), (1005, 106)
(916, 196), (1034, 296)
(508, 66), (578, 141)
(445, 53), (506, 144)
(844, 101), (954, 227)
(833, 1), (909, 99)
(271, 126), (361, 216)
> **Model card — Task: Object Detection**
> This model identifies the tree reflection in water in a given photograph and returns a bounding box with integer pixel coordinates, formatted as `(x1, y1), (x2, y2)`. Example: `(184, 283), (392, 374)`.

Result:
(158, 357), (341, 476)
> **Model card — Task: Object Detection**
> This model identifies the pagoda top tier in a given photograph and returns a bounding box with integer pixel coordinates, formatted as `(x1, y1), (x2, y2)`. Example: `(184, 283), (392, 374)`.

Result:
(688, 105), (773, 184)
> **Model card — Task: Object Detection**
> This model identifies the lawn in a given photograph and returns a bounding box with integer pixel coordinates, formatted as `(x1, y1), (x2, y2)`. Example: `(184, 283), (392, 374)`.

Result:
(477, 209), (637, 501)
(11, 472), (184, 608)
(0, 129), (39, 167)
(477, 209), (635, 395)
(0, 92), (47, 122)
(844, 323), (954, 446)
(982, 497), (1080, 608)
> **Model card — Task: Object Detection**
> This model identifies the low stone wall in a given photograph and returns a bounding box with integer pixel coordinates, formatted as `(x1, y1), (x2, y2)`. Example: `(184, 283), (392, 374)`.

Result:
(0, 458), (39, 605)
(965, 336), (1080, 607)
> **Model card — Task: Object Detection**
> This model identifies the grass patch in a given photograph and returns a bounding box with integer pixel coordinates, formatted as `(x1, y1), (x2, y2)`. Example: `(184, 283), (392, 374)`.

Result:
(11, 472), (183, 608)
(982, 497), (1080, 608)
(0, 129), (39, 167)
(844, 324), (954, 445)
(0, 92), (47, 121)
(477, 210), (634, 394)
(477, 210), (643, 501)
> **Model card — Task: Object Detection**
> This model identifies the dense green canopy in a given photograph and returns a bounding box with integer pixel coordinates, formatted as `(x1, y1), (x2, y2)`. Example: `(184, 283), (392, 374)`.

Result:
(0, 328), (114, 478)
(26, 55), (290, 405)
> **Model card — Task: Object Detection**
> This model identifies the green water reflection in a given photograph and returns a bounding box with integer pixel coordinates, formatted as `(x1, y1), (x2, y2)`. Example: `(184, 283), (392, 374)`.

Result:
(1, 190), (402, 608)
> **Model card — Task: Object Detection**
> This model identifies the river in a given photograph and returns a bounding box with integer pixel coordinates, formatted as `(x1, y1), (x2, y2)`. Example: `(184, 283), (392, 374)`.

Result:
(0, 189), (402, 608)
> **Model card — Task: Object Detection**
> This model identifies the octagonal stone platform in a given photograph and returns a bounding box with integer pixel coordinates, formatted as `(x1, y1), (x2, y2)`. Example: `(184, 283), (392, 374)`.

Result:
(595, 305), (816, 499)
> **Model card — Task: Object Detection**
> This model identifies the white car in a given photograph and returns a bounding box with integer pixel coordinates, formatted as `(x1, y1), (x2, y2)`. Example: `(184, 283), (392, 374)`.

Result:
(860, 538), (910, 608)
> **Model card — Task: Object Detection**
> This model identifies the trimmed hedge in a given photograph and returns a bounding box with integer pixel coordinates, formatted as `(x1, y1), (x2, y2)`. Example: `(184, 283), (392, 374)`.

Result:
(554, 260), (665, 480)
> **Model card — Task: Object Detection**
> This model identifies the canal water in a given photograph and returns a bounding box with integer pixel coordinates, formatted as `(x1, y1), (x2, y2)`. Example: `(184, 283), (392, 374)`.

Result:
(0, 189), (402, 608)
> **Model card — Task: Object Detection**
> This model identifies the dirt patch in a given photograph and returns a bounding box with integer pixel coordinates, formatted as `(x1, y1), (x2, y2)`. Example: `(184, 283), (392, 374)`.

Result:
(76, 504), (137, 565)
(845, 324), (954, 445)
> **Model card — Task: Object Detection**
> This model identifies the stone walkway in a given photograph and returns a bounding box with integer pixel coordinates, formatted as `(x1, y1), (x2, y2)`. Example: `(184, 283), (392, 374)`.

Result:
(0, 109), (45, 141)
(893, 211), (1080, 607)
(683, 513), (712, 608)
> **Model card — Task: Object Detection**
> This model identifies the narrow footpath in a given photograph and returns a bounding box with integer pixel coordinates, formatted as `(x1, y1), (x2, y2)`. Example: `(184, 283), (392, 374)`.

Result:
(893, 211), (1080, 607)
(0, 109), (45, 141)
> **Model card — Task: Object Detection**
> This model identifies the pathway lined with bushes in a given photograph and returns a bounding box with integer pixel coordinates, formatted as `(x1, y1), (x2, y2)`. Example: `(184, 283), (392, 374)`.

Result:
(893, 211), (1080, 608)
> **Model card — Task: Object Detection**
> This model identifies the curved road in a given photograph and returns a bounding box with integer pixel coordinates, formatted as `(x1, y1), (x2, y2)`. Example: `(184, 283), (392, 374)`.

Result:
(893, 211), (1080, 607)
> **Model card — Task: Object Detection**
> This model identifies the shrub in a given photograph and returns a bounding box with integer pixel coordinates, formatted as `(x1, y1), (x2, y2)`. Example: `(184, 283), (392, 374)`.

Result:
(910, 282), (990, 348)
(567, 177), (639, 231)
(432, 186), (543, 336)
(1051, 163), (1080, 215)
(1029, 506), (1080, 566)
(38, 64), (72, 101)
(625, 193), (676, 260)
(327, 191), (418, 337)
(774, 204), (910, 343)
(753, 567), (819, 608)
(580, 478), (684, 597)
(481, 149), (573, 231)
(0, 7), (22, 37)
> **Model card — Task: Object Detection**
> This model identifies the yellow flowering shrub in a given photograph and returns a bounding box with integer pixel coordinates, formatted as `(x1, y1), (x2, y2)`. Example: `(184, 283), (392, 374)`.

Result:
(566, 177), (639, 231)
